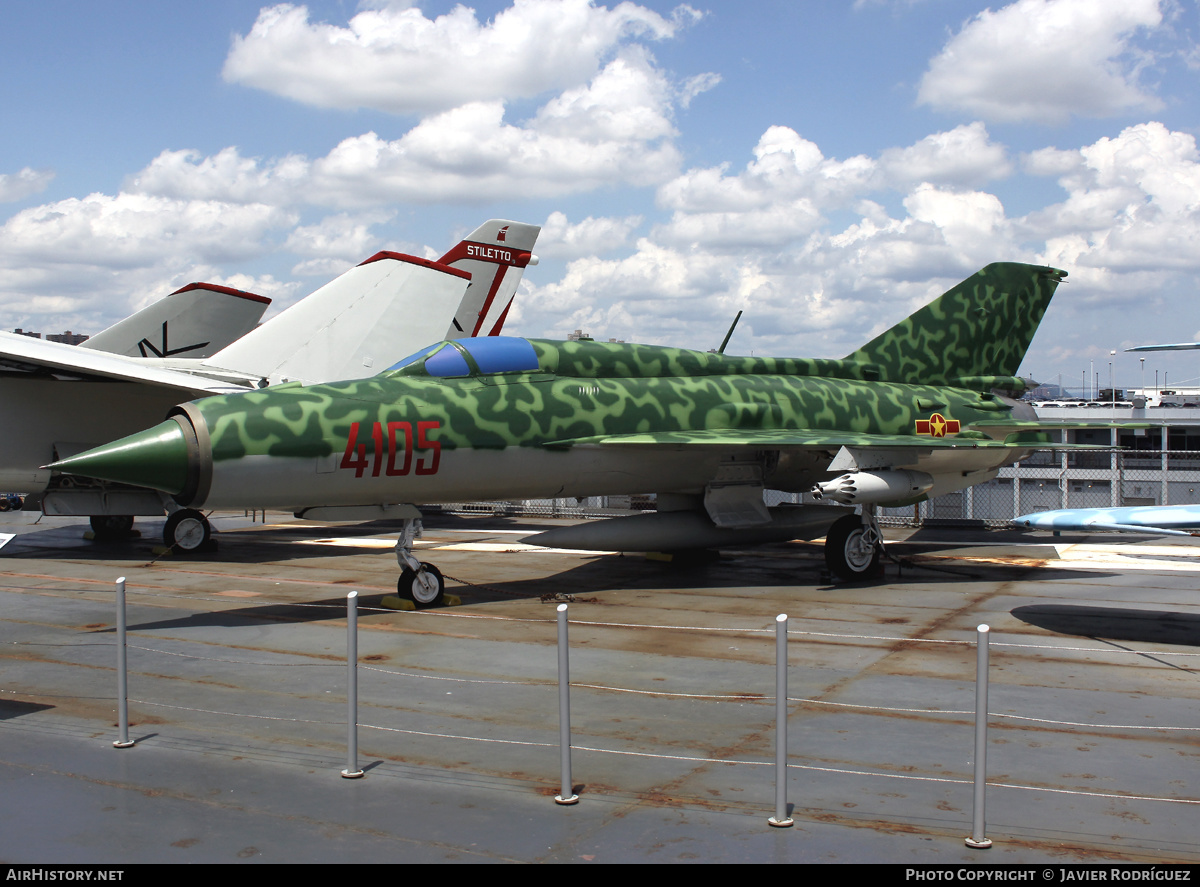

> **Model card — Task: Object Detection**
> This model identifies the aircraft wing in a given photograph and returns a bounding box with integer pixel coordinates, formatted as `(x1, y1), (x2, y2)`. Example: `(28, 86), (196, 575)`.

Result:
(1015, 504), (1200, 535)
(542, 429), (1063, 449)
(0, 330), (223, 396)
(1125, 343), (1200, 352)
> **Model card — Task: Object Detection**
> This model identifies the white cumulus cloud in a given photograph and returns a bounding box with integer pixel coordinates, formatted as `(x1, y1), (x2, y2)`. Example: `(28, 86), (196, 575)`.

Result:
(1026, 122), (1200, 275)
(0, 192), (297, 331)
(918, 0), (1165, 123)
(0, 168), (55, 203)
(223, 0), (700, 114)
(537, 211), (643, 258)
(132, 51), (686, 207)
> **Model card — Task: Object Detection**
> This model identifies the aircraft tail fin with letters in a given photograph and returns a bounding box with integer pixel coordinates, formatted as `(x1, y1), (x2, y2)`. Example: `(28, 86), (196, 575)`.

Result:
(844, 263), (1067, 386)
(81, 283), (270, 359)
(437, 219), (540, 339)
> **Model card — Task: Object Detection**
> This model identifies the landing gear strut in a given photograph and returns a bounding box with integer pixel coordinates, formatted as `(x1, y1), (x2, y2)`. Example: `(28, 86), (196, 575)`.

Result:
(394, 518), (444, 608)
(824, 509), (882, 581)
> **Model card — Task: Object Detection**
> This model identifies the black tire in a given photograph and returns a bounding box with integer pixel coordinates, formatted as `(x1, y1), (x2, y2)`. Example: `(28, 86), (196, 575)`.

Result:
(824, 513), (880, 581)
(90, 515), (135, 540)
(164, 509), (211, 552)
(397, 563), (445, 609)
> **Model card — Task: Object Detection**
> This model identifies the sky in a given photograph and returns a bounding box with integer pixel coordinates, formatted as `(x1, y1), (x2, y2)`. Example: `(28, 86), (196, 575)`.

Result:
(3, 0), (1200, 395)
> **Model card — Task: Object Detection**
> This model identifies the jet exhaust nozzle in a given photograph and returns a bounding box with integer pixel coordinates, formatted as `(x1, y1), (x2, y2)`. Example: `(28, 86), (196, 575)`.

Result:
(811, 469), (934, 505)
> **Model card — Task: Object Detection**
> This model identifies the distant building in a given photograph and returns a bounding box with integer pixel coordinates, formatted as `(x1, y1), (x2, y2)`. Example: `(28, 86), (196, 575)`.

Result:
(46, 331), (89, 346)
(10, 329), (89, 345)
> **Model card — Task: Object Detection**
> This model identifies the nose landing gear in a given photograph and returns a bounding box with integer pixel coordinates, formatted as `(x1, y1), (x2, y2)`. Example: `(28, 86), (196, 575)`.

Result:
(394, 518), (445, 609)
(164, 509), (213, 553)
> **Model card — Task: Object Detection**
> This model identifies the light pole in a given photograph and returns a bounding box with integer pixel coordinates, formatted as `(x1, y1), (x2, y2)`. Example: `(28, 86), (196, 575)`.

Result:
(1109, 350), (1116, 406)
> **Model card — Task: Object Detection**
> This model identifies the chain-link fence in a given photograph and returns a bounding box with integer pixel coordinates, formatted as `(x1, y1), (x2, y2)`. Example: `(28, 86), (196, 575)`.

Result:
(425, 449), (1200, 529)
(883, 448), (1200, 527)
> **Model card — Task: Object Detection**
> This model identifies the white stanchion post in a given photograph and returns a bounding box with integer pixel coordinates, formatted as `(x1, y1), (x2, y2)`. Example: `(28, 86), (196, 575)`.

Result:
(965, 624), (992, 848)
(768, 613), (793, 827)
(342, 591), (364, 778)
(555, 603), (578, 805)
(113, 577), (134, 748)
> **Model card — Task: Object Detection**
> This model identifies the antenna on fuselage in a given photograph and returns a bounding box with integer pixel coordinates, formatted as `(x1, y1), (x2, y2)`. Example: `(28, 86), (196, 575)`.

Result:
(716, 311), (743, 354)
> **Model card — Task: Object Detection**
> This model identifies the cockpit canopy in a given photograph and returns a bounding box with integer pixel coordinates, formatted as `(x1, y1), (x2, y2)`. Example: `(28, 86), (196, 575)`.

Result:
(385, 336), (541, 378)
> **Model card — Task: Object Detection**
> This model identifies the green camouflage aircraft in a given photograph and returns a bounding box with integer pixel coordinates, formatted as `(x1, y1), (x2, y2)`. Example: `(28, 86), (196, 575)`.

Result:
(48, 262), (1068, 604)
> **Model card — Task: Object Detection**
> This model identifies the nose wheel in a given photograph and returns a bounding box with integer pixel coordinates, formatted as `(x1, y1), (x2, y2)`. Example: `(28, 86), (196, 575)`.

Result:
(398, 563), (445, 609)
(394, 516), (446, 608)
(164, 509), (212, 552)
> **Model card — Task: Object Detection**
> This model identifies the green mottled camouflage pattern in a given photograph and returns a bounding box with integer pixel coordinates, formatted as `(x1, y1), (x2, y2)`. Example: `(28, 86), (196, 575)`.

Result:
(848, 262), (1065, 383)
(188, 262), (1066, 464)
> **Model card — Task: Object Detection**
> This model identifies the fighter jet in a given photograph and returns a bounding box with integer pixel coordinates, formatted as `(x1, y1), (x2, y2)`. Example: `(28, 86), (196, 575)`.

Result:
(1015, 504), (1200, 536)
(6, 219), (540, 542)
(48, 262), (1070, 597)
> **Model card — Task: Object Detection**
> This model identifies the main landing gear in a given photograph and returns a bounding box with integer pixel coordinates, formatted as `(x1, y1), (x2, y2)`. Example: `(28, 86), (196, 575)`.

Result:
(824, 509), (883, 582)
(89, 515), (135, 541)
(394, 518), (445, 608)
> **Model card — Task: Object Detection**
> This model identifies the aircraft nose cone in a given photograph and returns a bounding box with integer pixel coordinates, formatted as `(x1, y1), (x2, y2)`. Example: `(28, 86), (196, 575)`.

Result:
(45, 419), (191, 495)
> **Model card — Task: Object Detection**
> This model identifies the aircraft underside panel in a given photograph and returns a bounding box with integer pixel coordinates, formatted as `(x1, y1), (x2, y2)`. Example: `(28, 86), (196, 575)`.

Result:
(200, 446), (732, 510)
(196, 441), (1031, 512)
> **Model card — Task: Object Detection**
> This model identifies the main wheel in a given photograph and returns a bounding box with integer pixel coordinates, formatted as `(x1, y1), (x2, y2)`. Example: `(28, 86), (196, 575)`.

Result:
(397, 563), (445, 609)
(89, 515), (135, 540)
(824, 513), (880, 581)
(164, 509), (211, 552)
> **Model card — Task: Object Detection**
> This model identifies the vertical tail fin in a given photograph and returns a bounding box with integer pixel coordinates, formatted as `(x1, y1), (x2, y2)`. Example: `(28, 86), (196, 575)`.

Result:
(202, 255), (470, 385)
(81, 283), (270, 359)
(437, 220), (540, 339)
(844, 262), (1067, 384)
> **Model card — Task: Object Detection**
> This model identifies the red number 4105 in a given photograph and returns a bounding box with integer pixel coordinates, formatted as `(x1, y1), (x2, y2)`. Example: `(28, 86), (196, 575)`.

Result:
(340, 420), (440, 478)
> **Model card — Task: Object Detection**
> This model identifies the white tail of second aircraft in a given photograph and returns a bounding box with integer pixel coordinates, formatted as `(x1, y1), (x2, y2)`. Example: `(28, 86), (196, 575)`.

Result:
(198, 219), (541, 386)
(200, 255), (470, 386)
(81, 283), (271, 359)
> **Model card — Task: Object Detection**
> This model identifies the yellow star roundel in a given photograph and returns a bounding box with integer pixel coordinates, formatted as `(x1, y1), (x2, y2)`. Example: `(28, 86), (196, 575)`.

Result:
(916, 412), (961, 438)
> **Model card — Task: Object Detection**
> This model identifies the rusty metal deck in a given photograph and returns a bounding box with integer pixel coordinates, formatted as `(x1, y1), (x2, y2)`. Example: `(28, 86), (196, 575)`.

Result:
(1, 512), (1197, 863)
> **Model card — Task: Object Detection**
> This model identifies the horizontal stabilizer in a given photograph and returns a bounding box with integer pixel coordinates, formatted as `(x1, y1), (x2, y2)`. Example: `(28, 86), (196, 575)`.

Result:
(83, 283), (270, 359)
